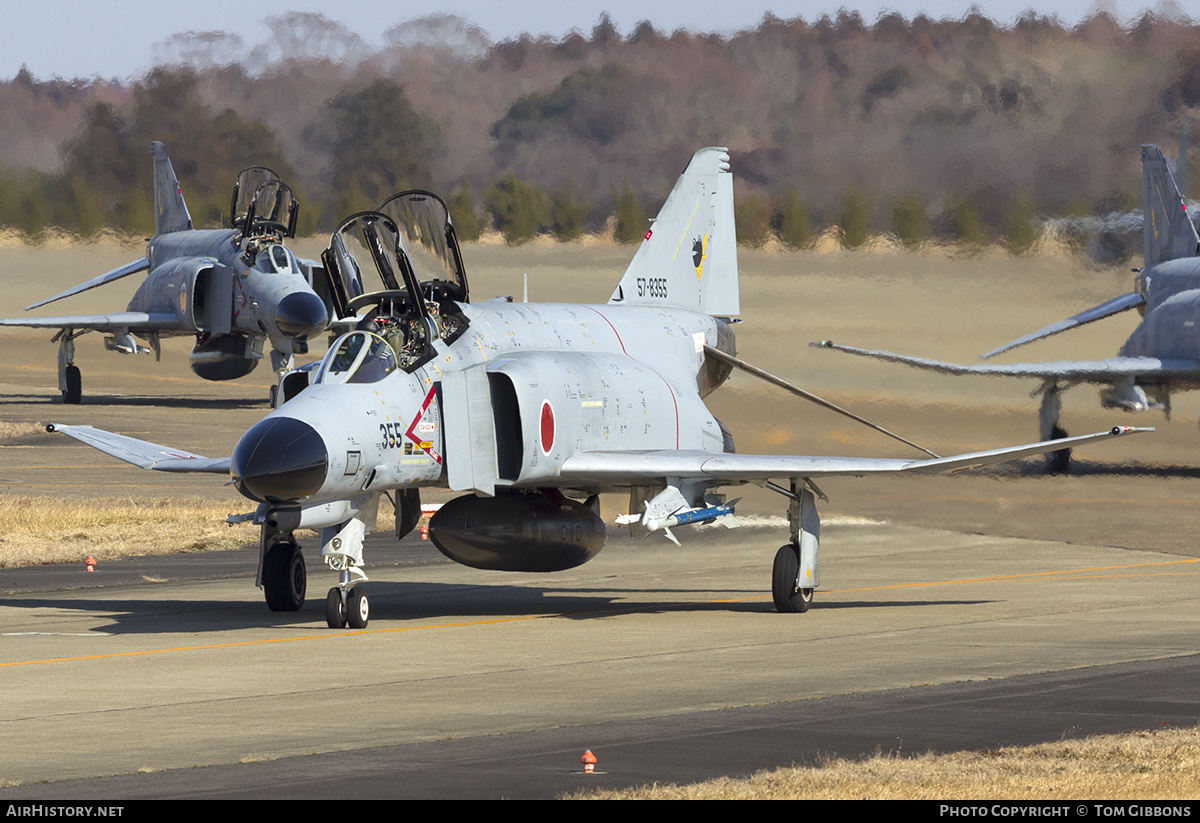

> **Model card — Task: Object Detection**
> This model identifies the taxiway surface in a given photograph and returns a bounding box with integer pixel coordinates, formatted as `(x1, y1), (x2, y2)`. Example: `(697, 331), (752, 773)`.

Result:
(1, 244), (1198, 797)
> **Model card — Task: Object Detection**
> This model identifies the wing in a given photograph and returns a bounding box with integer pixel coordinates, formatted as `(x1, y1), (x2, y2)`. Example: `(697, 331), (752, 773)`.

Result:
(811, 341), (1200, 384)
(24, 257), (149, 311)
(561, 426), (1150, 485)
(48, 424), (230, 473)
(979, 291), (1145, 359)
(0, 312), (185, 333)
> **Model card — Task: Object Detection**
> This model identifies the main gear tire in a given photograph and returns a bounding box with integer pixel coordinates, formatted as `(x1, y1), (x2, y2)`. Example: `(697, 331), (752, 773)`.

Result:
(772, 544), (814, 614)
(263, 542), (306, 612)
(63, 365), (82, 405)
(1045, 425), (1071, 475)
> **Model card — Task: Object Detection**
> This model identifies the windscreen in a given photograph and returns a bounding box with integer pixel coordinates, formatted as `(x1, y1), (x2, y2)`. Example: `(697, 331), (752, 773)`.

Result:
(316, 331), (397, 384)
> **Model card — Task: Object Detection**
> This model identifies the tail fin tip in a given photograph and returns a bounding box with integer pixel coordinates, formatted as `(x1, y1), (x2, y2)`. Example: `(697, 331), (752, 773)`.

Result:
(608, 146), (739, 316)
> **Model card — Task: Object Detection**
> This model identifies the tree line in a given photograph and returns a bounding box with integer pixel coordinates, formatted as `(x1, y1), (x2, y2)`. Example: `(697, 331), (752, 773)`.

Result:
(1, 10), (1198, 256)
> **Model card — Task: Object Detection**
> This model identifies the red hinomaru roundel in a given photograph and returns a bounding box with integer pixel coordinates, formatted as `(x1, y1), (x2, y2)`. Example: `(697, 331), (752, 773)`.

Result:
(540, 400), (555, 454)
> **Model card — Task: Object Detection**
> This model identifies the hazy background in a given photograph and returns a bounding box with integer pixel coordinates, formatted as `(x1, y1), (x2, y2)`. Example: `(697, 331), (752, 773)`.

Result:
(0, 3), (1197, 259)
(1, 1), (1181, 81)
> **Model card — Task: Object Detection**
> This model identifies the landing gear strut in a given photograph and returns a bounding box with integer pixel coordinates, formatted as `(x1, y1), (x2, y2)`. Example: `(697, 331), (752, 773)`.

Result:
(769, 479), (820, 613)
(270, 349), (295, 408)
(55, 330), (83, 404)
(1037, 381), (1070, 475)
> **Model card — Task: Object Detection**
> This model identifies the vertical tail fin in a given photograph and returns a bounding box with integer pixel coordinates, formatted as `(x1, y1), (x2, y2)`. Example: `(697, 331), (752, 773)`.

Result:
(1141, 144), (1198, 265)
(151, 141), (193, 235)
(608, 147), (739, 316)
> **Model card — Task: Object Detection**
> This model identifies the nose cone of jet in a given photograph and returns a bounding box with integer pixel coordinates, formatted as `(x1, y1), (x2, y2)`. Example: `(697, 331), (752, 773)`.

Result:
(275, 292), (328, 340)
(231, 417), (328, 503)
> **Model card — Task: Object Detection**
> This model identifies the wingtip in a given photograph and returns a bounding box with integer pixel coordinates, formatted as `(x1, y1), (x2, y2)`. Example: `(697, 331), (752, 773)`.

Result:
(979, 341), (1018, 359)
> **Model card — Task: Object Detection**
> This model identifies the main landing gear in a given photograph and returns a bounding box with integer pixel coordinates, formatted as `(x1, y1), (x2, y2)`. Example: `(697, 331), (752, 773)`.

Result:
(772, 544), (814, 613)
(262, 540), (306, 611)
(63, 365), (82, 405)
(53, 327), (157, 405)
(1037, 381), (1071, 475)
(54, 330), (84, 404)
(768, 479), (821, 613)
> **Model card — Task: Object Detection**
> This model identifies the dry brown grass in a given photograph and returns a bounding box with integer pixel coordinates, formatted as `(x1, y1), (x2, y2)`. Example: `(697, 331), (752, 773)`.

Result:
(0, 495), (258, 567)
(0, 494), (403, 568)
(569, 725), (1200, 799)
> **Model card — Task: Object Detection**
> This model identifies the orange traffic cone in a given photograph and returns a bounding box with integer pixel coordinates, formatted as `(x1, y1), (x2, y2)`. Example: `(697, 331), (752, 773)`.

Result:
(580, 749), (597, 774)
(420, 525), (428, 540)
(85, 556), (96, 572)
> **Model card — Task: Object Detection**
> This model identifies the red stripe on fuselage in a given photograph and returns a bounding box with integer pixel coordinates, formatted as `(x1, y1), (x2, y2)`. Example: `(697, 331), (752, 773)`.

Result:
(584, 306), (680, 449)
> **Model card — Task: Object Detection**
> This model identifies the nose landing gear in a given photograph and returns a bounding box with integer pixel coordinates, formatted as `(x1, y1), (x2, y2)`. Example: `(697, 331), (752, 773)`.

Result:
(326, 584), (369, 629)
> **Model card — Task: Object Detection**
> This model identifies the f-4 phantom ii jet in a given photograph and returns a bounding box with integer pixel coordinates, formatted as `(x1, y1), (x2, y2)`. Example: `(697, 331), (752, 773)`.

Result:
(814, 145), (1198, 473)
(1, 142), (328, 404)
(49, 148), (1148, 628)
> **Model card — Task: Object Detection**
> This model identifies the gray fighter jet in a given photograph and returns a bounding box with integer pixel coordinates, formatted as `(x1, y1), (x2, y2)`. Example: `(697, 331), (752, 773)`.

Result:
(48, 148), (1148, 627)
(1, 142), (329, 404)
(815, 145), (1198, 473)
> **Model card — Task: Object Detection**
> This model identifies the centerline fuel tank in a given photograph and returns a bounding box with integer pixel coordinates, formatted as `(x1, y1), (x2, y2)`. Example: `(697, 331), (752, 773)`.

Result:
(427, 491), (607, 572)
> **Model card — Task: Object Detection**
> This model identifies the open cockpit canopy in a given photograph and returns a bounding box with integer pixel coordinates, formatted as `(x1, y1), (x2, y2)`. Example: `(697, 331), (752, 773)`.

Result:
(321, 196), (471, 368)
(376, 190), (469, 305)
(322, 211), (438, 372)
(323, 212), (411, 312)
(230, 166), (299, 239)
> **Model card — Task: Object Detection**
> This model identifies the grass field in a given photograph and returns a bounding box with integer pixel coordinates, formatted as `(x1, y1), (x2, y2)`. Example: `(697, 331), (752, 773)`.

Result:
(571, 725), (1200, 800)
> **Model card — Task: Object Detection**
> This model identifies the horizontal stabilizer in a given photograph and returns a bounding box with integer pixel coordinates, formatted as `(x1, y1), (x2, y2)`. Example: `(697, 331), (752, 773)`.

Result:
(812, 340), (1200, 383)
(47, 423), (230, 473)
(980, 291), (1145, 359)
(25, 257), (149, 311)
